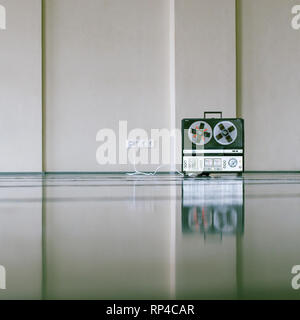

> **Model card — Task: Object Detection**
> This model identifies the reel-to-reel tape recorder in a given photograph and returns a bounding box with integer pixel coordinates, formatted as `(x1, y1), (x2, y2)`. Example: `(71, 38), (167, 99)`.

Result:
(182, 112), (244, 175)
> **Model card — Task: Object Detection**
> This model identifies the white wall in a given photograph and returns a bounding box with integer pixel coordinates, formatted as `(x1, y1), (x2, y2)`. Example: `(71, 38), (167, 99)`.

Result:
(0, 0), (42, 172)
(44, 0), (237, 172)
(238, 0), (300, 171)
(1, 0), (300, 172)
(45, 0), (170, 172)
(175, 0), (236, 121)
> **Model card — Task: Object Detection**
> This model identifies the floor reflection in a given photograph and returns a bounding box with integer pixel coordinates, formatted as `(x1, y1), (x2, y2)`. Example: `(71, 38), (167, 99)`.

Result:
(0, 174), (299, 300)
(181, 180), (244, 239)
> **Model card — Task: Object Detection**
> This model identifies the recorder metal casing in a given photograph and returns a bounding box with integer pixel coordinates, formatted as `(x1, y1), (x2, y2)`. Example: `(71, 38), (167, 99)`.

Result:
(182, 116), (244, 175)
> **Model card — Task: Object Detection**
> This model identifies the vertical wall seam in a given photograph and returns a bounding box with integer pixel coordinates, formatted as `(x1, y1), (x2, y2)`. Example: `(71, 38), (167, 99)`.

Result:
(41, 0), (46, 172)
(170, 0), (176, 172)
(169, 0), (176, 299)
(236, 0), (241, 118)
(41, 0), (47, 299)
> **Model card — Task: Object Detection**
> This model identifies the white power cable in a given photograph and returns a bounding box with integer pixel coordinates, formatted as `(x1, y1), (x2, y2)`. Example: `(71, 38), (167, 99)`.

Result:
(126, 161), (184, 176)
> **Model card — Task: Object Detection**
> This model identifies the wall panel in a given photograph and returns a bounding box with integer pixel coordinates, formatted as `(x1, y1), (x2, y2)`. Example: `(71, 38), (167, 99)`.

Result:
(45, 0), (170, 172)
(0, 0), (42, 172)
(238, 0), (300, 171)
(175, 0), (236, 121)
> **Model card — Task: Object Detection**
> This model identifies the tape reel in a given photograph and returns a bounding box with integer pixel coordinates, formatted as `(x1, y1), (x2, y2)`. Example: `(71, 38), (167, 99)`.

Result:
(213, 207), (238, 233)
(188, 207), (213, 232)
(213, 121), (237, 145)
(188, 121), (212, 146)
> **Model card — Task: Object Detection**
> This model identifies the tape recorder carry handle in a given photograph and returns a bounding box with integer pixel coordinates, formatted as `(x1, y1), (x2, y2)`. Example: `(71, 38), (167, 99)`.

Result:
(204, 111), (223, 119)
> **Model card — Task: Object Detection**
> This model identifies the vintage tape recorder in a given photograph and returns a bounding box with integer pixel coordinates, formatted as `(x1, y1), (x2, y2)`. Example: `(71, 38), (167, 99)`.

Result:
(182, 112), (244, 176)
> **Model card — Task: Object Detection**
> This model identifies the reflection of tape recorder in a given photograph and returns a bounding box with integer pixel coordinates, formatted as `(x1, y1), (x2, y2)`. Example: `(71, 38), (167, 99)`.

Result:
(181, 180), (244, 238)
(182, 112), (244, 175)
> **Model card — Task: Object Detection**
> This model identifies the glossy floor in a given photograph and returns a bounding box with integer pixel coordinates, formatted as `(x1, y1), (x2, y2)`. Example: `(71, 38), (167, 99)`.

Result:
(0, 173), (300, 300)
